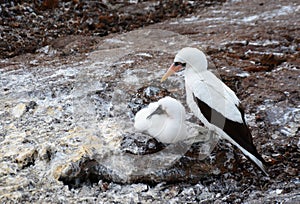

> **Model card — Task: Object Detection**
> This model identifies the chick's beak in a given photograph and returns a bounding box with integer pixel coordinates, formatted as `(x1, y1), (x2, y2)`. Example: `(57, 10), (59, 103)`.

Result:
(161, 63), (182, 82)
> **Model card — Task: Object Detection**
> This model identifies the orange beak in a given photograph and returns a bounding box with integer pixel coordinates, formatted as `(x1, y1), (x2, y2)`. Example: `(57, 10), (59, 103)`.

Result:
(161, 63), (182, 82)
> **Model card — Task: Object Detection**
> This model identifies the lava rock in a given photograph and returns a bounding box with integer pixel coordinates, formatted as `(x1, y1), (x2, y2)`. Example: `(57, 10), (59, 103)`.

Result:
(128, 86), (172, 115)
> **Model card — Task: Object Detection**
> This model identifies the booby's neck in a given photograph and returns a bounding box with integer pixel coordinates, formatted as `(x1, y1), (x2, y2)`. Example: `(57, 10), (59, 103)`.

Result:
(185, 60), (207, 75)
(184, 65), (206, 82)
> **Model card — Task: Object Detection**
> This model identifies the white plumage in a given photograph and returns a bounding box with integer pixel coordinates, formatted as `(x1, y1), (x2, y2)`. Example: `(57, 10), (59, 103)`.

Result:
(134, 96), (188, 144)
(185, 69), (242, 123)
(161, 47), (268, 175)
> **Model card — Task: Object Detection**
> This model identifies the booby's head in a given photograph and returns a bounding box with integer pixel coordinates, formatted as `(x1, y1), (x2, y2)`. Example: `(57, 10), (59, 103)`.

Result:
(134, 96), (187, 143)
(150, 96), (185, 117)
(161, 47), (208, 82)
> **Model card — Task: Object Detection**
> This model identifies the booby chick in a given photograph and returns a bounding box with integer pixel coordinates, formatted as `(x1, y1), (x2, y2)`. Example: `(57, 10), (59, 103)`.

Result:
(134, 96), (188, 144)
(161, 47), (268, 175)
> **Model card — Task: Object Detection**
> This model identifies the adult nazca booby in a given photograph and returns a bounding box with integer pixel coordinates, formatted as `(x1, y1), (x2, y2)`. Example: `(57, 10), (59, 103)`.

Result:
(161, 47), (268, 175)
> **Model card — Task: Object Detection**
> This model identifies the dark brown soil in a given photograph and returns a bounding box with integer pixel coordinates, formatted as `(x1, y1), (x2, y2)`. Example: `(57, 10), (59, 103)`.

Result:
(0, 0), (224, 59)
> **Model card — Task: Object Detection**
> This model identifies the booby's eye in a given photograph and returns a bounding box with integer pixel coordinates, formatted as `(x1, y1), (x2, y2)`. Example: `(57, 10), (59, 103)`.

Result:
(174, 62), (186, 67)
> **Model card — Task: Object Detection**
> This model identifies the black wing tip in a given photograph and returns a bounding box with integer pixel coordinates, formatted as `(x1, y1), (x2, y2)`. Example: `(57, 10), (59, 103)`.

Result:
(192, 94), (270, 176)
(261, 166), (269, 177)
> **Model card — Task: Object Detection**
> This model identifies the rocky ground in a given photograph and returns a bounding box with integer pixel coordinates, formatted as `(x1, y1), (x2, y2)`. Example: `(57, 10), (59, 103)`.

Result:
(0, 0), (225, 59)
(0, 0), (299, 203)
